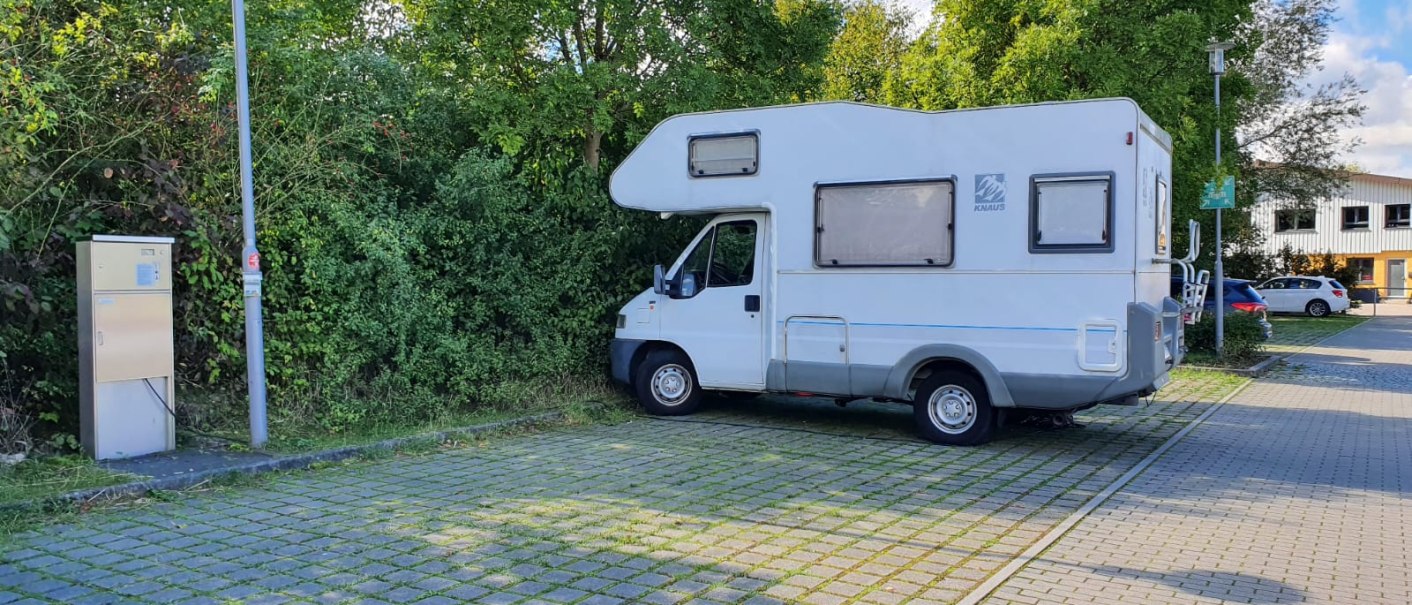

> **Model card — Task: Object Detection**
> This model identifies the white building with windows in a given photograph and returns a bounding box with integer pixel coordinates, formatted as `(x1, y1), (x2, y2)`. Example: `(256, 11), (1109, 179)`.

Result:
(1251, 172), (1412, 297)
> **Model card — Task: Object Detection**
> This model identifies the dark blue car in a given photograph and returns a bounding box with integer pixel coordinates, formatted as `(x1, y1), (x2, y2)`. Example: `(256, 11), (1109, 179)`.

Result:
(1171, 277), (1274, 340)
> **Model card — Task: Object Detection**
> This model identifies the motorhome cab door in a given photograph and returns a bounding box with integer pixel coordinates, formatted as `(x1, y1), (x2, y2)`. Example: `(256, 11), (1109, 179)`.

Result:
(661, 216), (766, 389)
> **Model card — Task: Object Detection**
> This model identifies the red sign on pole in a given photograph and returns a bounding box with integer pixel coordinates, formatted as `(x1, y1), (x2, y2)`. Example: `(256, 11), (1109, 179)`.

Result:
(246, 252), (260, 271)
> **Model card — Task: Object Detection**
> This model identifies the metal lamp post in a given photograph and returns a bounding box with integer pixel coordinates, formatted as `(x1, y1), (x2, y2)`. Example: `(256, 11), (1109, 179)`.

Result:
(233, 0), (269, 448)
(1207, 40), (1233, 357)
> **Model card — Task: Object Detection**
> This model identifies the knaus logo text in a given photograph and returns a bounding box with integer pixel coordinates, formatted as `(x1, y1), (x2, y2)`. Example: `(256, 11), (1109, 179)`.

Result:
(975, 173), (1005, 212)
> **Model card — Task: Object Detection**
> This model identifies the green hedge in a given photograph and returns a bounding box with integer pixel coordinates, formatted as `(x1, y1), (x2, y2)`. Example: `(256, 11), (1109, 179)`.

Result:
(1184, 312), (1268, 361)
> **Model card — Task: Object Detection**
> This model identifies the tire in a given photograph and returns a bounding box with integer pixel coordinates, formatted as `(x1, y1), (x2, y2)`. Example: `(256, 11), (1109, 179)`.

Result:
(912, 370), (996, 446)
(1306, 299), (1330, 318)
(634, 349), (703, 416)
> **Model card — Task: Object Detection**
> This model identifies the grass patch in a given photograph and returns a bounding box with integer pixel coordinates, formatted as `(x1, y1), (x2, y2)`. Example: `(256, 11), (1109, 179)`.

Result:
(1167, 367), (1250, 398)
(1179, 314), (1368, 370)
(182, 378), (638, 455)
(1266, 314), (1369, 352)
(0, 456), (135, 507)
(1181, 351), (1270, 369)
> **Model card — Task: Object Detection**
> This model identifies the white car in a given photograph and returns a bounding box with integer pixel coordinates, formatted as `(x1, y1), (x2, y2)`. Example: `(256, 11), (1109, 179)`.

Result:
(1255, 276), (1351, 317)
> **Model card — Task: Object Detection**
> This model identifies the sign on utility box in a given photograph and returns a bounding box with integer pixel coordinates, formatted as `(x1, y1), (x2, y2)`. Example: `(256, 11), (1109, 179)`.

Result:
(77, 235), (177, 460)
(1201, 176), (1236, 210)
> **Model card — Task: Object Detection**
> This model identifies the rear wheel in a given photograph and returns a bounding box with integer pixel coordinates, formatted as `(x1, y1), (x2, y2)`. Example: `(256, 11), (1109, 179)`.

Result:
(1307, 299), (1331, 317)
(913, 370), (996, 446)
(634, 349), (703, 416)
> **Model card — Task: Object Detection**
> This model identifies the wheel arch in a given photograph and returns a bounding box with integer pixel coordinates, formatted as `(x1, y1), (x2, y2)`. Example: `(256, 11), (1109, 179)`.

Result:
(885, 345), (1015, 407)
(631, 340), (692, 380)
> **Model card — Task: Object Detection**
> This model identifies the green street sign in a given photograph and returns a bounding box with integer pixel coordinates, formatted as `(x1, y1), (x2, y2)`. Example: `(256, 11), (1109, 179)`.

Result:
(1201, 176), (1235, 210)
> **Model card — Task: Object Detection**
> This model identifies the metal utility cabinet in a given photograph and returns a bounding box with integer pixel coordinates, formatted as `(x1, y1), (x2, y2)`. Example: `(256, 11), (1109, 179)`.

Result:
(77, 235), (177, 460)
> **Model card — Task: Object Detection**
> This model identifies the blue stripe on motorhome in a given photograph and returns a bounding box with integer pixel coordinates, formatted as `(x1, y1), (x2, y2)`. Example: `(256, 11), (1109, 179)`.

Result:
(779, 320), (1117, 333)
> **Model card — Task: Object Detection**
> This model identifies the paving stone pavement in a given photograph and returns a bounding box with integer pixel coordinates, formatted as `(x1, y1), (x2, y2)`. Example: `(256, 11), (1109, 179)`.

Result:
(985, 317), (1412, 605)
(0, 371), (1237, 605)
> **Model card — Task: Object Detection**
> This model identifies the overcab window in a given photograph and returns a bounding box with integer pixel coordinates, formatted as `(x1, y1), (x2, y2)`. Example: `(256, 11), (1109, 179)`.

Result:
(689, 133), (758, 177)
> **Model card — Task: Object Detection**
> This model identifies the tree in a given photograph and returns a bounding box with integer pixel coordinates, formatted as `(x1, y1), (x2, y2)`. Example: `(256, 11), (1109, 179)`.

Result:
(407, 0), (842, 170)
(820, 0), (911, 103)
(1234, 0), (1364, 209)
(883, 0), (1363, 272)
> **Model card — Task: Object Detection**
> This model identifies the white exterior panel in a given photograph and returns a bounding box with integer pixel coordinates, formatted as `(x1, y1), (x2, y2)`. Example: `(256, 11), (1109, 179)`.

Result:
(1253, 174), (1412, 255)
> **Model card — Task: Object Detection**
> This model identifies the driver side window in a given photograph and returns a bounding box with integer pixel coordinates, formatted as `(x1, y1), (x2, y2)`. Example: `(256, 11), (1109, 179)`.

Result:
(672, 220), (757, 296)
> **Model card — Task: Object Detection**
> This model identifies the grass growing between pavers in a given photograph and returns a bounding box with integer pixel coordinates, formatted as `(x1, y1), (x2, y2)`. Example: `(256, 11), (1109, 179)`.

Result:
(0, 370), (1250, 605)
(0, 396), (642, 540)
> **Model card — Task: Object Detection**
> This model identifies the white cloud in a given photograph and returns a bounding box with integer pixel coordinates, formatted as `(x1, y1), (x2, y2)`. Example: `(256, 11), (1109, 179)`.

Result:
(1315, 32), (1412, 177)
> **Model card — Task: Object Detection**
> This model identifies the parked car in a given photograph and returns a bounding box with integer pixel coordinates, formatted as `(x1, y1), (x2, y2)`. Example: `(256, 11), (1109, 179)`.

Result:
(1171, 277), (1274, 339)
(1255, 276), (1350, 317)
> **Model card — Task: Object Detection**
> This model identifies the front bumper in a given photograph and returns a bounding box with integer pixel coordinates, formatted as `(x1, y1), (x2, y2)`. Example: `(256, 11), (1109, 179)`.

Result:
(610, 338), (647, 385)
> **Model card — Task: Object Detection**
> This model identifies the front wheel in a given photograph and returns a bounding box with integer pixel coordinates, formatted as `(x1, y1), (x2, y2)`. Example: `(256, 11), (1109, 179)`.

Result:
(634, 349), (703, 416)
(913, 371), (996, 446)
(1307, 299), (1330, 317)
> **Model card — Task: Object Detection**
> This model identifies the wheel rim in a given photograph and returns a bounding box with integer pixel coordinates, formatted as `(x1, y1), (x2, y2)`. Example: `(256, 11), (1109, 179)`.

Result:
(1312, 302), (1328, 316)
(926, 385), (978, 435)
(651, 364), (692, 405)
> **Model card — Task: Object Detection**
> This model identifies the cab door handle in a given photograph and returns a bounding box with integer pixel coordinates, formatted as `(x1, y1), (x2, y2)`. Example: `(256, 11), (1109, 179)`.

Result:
(744, 295), (760, 313)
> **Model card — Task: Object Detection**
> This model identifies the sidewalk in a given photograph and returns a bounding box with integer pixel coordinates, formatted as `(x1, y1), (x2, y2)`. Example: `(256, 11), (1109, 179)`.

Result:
(984, 317), (1412, 604)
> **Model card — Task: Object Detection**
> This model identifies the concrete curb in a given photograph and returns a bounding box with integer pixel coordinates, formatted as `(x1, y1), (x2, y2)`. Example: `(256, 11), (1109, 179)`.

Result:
(1, 410), (567, 514)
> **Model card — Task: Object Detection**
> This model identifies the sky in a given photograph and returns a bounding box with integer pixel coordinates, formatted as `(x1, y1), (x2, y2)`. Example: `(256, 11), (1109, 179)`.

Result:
(886, 0), (1412, 178)
(1322, 0), (1412, 177)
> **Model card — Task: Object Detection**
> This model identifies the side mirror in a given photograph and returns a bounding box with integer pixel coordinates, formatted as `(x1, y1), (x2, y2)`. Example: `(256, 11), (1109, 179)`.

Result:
(653, 264), (666, 295)
(678, 274), (698, 299)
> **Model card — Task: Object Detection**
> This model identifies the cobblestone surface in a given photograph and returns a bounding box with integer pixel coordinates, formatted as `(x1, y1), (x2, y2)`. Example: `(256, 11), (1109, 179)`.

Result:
(985, 317), (1412, 605)
(0, 372), (1237, 605)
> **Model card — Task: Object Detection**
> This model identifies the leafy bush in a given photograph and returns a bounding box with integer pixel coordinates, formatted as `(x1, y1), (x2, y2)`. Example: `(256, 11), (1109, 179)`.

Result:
(1185, 312), (1268, 361)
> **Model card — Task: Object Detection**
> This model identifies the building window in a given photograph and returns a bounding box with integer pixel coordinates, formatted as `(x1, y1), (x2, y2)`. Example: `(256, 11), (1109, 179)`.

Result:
(1387, 204), (1411, 229)
(1348, 257), (1374, 283)
(1274, 209), (1315, 232)
(1030, 173), (1114, 253)
(1342, 206), (1369, 229)
(688, 133), (758, 177)
(815, 179), (955, 267)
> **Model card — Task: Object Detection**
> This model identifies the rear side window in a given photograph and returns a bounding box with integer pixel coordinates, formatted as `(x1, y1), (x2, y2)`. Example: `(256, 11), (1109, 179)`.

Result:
(1030, 173), (1114, 253)
(1232, 283), (1263, 302)
(1155, 177), (1169, 255)
(815, 179), (955, 267)
(1331, 280), (1346, 290)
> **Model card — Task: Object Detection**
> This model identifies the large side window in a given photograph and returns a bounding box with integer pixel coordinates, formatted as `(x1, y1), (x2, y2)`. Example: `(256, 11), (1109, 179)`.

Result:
(671, 220), (757, 296)
(815, 179), (955, 267)
(1031, 173), (1114, 253)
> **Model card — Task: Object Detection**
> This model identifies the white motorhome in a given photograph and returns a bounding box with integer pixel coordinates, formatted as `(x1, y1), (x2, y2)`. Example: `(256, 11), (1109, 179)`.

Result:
(609, 99), (1204, 445)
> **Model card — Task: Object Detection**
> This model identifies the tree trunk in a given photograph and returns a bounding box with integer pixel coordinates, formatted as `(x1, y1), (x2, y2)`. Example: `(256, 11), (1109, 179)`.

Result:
(583, 127), (603, 171)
